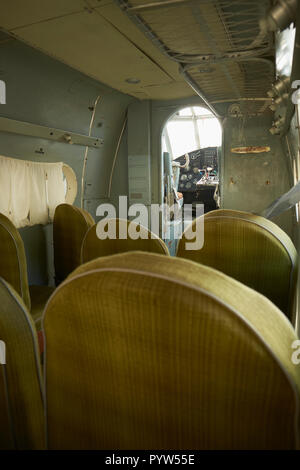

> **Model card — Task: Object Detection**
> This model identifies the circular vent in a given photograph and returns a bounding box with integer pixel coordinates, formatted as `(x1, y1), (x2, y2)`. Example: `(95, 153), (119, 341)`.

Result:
(228, 103), (242, 116)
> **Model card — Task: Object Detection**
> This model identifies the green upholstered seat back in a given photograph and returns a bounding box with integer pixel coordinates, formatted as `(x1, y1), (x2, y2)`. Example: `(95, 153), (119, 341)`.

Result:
(53, 203), (94, 283)
(177, 209), (298, 319)
(0, 278), (45, 449)
(44, 252), (300, 449)
(0, 213), (31, 310)
(81, 218), (169, 263)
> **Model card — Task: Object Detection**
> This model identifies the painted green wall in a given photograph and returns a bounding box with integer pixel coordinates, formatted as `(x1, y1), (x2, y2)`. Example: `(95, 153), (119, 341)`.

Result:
(0, 38), (135, 285)
(222, 114), (295, 240)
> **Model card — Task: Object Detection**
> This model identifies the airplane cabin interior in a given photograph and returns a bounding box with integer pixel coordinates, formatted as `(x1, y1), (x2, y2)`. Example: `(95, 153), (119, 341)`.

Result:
(0, 0), (300, 452)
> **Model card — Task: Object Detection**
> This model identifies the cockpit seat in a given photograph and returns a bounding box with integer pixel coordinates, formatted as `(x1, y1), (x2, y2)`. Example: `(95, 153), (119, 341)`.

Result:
(0, 213), (54, 331)
(81, 218), (169, 263)
(0, 278), (45, 449)
(176, 209), (298, 320)
(43, 252), (300, 449)
(53, 203), (94, 284)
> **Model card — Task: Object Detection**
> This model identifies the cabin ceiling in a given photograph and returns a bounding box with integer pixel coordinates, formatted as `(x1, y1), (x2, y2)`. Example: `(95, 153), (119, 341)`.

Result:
(0, 0), (275, 108)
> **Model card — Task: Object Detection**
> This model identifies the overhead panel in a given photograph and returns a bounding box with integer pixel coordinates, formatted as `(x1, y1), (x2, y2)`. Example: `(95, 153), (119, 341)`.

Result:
(116, 0), (275, 114)
(121, 0), (272, 60)
(0, 0), (86, 30)
(0, 0), (193, 100)
(0, 0), (276, 104)
(92, 2), (184, 81)
(6, 10), (173, 98)
(92, 2), (192, 97)
(187, 58), (274, 101)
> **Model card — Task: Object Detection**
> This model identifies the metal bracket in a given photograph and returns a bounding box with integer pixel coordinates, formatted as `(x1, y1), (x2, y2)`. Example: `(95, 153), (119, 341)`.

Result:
(179, 67), (221, 118)
(0, 116), (103, 148)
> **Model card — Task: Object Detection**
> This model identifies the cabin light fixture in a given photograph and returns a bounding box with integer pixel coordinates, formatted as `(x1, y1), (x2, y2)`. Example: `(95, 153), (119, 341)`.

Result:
(273, 116), (285, 128)
(269, 126), (281, 135)
(267, 89), (276, 99)
(125, 77), (141, 84)
(269, 93), (289, 111)
(269, 116), (284, 135)
(267, 76), (290, 99)
(198, 67), (214, 73)
(273, 76), (290, 94)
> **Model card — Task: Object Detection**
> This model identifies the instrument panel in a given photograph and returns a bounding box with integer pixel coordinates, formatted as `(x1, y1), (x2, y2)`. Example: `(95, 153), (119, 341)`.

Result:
(175, 147), (220, 192)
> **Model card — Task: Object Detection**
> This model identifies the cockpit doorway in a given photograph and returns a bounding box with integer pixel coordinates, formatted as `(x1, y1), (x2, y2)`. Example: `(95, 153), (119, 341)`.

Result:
(161, 105), (222, 254)
(162, 106), (222, 216)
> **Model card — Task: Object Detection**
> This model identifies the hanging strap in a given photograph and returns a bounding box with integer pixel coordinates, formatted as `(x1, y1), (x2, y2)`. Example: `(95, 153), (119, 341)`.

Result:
(260, 181), (300, 219)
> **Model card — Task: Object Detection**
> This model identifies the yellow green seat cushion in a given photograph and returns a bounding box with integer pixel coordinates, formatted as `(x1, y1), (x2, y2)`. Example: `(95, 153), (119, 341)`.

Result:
(43, 252), (300, 449)
(81, 218), (169, 263)
(177, 209), (298, 318)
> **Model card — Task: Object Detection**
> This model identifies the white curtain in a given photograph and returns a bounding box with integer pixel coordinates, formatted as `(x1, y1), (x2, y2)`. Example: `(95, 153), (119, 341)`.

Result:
(46, 162), (66, 220)
(0, 156), (12, 219)
(29, 163), (49, 226)
(0, 155), (66, 228)
(10, 159), (31, 227)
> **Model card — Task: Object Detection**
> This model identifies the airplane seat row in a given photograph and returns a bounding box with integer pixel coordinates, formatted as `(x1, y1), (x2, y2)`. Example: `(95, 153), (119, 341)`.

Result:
(53, 203), (170, 284)
(0, 251), (299, 449)
(0, 213), (54, 331)
(53, 204), (298, 322)
(0, 203), (297, 337)
(0, 204), (169, 336)
(0, 204), (299, 449)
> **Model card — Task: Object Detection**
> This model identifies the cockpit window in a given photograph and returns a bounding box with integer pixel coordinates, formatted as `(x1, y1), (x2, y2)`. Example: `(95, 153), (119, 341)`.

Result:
(162, 106), (222, 160)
